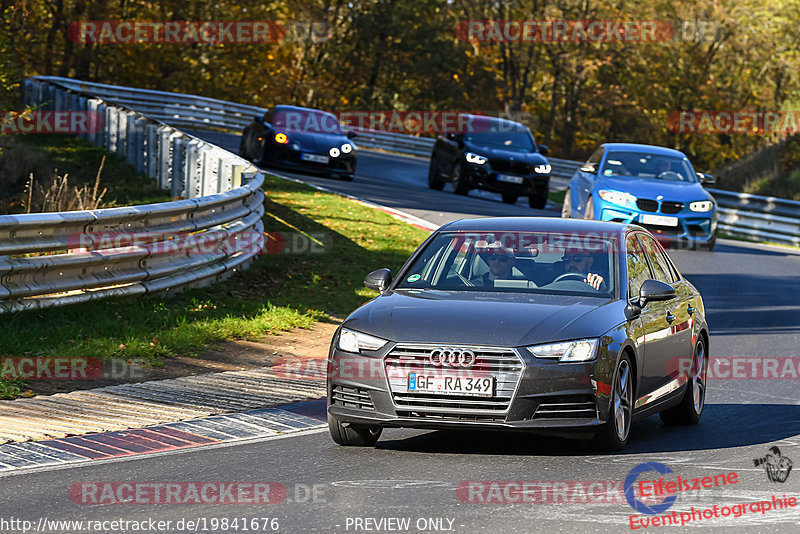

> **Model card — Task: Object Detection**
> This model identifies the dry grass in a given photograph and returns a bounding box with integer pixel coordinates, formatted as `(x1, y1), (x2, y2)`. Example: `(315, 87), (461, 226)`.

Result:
(22, 155), (108, 213)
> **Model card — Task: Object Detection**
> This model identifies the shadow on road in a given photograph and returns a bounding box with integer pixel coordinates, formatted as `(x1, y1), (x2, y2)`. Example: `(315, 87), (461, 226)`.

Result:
(375, 404), (800, 456)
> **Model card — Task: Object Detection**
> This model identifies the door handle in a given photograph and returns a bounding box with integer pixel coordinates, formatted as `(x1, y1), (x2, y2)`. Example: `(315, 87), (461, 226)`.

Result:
(687, 305), (695, 316)
(666, 312), (675, 324)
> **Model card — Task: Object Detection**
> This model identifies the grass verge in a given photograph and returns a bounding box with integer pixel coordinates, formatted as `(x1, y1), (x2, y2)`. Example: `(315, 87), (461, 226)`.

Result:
(0, 173), (430, 398)
(1, 134), (171, 213)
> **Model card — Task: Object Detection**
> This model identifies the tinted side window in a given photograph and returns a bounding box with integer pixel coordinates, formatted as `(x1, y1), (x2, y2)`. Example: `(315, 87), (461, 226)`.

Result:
(587, 147), (604, 165)
(626, 234), (651, 299)
(637, 234), (674, 284)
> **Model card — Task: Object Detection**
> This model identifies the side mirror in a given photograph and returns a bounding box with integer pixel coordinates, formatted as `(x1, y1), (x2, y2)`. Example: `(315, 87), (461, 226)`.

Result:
(365, 268), (392, 293)
(580, 163), (598, 173)
(537, 144), (550, 155)
(638, 279), (676, 307)
(446, 132), (462, 143)
(698, 172), (715, 185)
(346, 130), (358, 139)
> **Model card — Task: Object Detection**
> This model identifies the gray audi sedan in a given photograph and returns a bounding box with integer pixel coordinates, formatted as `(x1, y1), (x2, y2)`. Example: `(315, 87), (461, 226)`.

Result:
(327, 218), (709, 451)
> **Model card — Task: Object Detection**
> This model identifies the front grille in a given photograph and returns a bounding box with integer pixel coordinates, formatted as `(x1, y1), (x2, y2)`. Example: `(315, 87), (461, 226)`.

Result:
(489, 159), (531, 175)
(331, 385), (375, 411)
(384, 344), (524, 421)
(533, 395), (598, 419)
(660, 201), (684, 214)
(636, 199), (658, 212)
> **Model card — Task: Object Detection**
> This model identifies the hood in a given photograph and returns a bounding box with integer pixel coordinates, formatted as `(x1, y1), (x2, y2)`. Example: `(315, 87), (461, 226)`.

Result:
(597, 175), (711, 202)
(463, 142), (548, 165)
(343, 290), (624, 347)
(285, 131), (350, 152)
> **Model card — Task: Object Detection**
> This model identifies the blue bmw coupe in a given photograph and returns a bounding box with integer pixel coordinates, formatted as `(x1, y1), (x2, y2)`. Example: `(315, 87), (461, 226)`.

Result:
(562, 143), (717, 250)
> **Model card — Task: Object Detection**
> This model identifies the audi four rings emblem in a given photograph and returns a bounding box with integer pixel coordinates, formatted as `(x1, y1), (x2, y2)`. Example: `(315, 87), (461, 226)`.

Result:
(429, 348), (476, 367)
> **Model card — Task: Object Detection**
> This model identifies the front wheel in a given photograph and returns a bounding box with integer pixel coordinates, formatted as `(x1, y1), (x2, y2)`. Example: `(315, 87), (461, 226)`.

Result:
(594, 355), (633, 451)
(328, 412), (382, 446)
(528, 189), (548, 209)
(451, 163), (470, 195)
(660, 338), (707, 425)
(428, 155), (445, 190)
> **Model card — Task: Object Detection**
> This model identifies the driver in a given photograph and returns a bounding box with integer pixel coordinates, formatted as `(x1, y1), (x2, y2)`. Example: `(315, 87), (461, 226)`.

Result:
(560, 251), (606, 291)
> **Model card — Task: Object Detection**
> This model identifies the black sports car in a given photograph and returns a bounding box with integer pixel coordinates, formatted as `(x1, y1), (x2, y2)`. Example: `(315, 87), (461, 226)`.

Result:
(327, 218), (709, 451)
(239, 105), (357, 180)
(428, 114), (552, 208)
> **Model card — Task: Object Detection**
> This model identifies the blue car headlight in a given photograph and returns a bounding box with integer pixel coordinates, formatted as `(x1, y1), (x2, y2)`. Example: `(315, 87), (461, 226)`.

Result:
(598, 189), (637, 209)
(689, 200), (714, 212)
(465, 152), (487, 165)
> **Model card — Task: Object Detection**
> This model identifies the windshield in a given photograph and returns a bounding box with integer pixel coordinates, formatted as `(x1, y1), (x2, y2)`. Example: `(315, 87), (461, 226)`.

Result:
(272, 109), (342, 134)
(601, 151), (696, 182)
(463, 130), (535, 152)
(396, 231), (617, 297)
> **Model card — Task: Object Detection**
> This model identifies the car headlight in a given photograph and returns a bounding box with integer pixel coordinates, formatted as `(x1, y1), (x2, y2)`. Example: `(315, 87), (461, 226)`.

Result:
(527, 339), (599, 362)
(337, 328), (389, 354)
(598, 189), (637, 207)
(329, 147), (340, 158)
(341, 143), (353, 154)
(465, 152), (487, 165)
(534, 164), (551, 174)
(274, 132), (288, 144)
(689, 200), (713, 212)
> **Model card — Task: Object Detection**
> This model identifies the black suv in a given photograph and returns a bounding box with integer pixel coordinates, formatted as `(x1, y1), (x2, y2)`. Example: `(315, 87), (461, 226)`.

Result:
(428, 115), (551, 208)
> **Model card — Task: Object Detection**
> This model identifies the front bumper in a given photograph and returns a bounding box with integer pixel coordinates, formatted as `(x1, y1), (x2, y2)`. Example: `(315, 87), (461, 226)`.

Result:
(596, 200), (717, 246)
(465, 165), (550, 195)
(262, 147), (356, 176)
(327, 343), (613, 436)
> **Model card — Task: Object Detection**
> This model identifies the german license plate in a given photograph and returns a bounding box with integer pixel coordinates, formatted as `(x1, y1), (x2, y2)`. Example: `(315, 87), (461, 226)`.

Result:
(641, 214), (679, 227)
(301, 153), (329, 164)
(407, 373), (494, 397)
(497, 174), (523, 184)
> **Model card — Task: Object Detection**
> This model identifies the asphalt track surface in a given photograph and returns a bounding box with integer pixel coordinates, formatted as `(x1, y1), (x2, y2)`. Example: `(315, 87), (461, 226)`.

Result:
(2, 132), (800, 533)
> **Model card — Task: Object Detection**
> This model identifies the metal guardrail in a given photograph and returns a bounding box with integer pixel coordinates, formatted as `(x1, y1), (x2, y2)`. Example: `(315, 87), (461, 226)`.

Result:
(26, 77), (800, 248)
(0, 79), (264, 313)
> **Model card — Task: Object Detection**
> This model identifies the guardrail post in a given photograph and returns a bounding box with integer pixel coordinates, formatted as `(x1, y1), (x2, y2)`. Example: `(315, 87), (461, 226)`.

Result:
(105, 106), (118, 153)
(117, 109), (130, 159)
(77, 95), (88, 140)
(170, 135), (186, 198)
(184, 140), (202, 198)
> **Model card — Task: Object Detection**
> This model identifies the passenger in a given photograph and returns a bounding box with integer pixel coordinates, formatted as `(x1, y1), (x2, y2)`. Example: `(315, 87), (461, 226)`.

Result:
(480, 248), (516, 286)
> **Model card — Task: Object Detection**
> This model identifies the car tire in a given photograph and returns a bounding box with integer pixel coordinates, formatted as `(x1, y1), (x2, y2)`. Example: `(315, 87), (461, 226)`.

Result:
(584, 196), (595, 219)
(328, 412), (382, 446)
(660, 338), (707, 425)
(561, 189), (572, 218)
(594, 354), (633, 452)
(502, 193), (518, 204)
(428, 155), (445, 190)
(238, 133), (249, 160)
(451, 162), (470, 195)
(528, 189), (547, 209)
